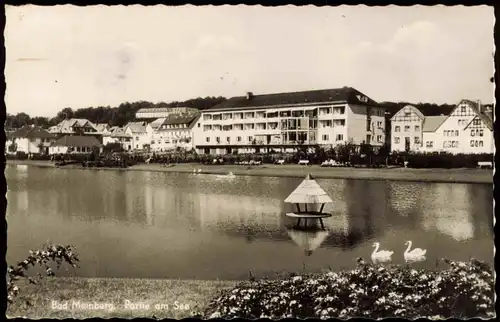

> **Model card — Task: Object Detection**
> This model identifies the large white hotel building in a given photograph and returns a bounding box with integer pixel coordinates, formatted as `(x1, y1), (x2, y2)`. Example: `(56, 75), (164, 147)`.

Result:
(192, 87), (386, 155)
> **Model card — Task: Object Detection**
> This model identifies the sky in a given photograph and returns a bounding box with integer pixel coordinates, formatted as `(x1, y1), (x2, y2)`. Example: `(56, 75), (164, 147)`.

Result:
(5, 5), (495, 117)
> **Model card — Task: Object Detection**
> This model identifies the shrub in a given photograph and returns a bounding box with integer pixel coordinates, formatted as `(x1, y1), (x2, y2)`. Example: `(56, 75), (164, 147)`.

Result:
(7, 244), (80, 304)
(15, 151), (28, 160)
(203, 258), (494, 319)
(406, 153), (493, 169)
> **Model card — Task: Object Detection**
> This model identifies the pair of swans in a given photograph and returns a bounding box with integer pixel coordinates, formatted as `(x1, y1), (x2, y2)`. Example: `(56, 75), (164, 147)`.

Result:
(192, 168), (203, 173)
(371, 241), (427, 264)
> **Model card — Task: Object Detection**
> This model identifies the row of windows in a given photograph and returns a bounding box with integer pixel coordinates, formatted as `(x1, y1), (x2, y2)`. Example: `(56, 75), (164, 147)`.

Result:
(443, 130), (459, 137)
(443, 141), (459, 148)
(394, 125), (420, 132)
(152, 139), (190, 145)
(470, 140), (484, 147)
(318, 120), (346, 127)
(153, 131), (188, 138)
(471, 129), (484, 137)
(406, 140), (486, 149)
(320, 134), (345, 141)
(160, 123), (188, 129)
(318, 107), (346, 115)
(441, 129), (484, 137)
(203, 123), (280, 131)
(457, 119), (469, 126)
(204, 109), (320, 121)
(206, 136), (251, 144)
(394, 136), (420, 144)
(206, 134), (351, 144)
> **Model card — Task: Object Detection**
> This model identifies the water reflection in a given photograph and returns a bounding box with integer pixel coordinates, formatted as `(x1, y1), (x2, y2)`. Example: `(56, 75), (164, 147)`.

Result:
(5, 165), (493, 279)
(287, 228), (330, 256)
(420, 184), (474, 241)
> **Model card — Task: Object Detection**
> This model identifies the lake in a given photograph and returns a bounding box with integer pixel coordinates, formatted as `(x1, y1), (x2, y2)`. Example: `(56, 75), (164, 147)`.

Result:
(6, 164), (494, 280)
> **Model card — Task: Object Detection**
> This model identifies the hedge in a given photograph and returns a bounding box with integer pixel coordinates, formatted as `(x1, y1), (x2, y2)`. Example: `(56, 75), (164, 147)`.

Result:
(6, 150), (494, 169)
(202, 258), (494, 319)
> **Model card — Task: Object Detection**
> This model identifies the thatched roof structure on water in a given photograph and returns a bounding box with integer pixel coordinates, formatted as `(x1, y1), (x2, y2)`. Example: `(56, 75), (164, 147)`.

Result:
(284, 174), (333, 204)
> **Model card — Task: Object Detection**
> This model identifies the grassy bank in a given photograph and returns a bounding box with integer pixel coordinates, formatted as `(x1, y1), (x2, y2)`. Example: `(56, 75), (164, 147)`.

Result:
(7, 277), (238, 319)
(7, 159), (492, 184)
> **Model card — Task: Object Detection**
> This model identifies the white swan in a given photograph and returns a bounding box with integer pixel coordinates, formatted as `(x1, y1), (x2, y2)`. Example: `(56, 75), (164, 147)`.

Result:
(197, 168), (202, 173)
(227, 172), (235, 177)
(404, 241), (427, 263)
(371, 242), (394, 264)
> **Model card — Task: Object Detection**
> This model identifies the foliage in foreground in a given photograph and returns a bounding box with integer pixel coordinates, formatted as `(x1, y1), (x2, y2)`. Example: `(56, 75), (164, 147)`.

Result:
(7, 244), (80, 304)
(203, 258), (495, 319)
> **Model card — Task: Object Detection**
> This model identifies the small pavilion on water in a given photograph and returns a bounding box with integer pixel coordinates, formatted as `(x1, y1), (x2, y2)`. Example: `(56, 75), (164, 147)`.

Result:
(284, 174), (333, 230)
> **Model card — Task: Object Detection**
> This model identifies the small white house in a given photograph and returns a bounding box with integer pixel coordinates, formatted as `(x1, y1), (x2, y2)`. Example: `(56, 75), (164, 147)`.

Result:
(49, 135), (103, 155)
(124, 121), (154, 151)
(6, 125), (56, 155)
(390, 105), (426, 153)
(102, 126), (133, 151)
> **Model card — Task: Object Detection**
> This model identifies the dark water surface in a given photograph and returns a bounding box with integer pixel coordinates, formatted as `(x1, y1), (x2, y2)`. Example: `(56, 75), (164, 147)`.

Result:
(6, 165), (493, 280)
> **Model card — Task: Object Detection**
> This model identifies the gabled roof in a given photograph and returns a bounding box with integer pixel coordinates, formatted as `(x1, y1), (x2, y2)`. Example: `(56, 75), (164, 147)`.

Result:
(284, 174), (333, 204)
(94, 123), (110, 133)
(451, 99), (494, 131)
(207, 87), (379, 112)
(464, 115), (494, 131)
(108, 127), (132, 138)
(422, 115), (448, 132)
(163, 112), (200, 126)
(10, 125), (55, 140)
(49, 118), (98, 133)
(390, 105), (425, 121)
(150, 118), (167, 130)
(52, 135), (102, 147)
(125, 121), (148, 134)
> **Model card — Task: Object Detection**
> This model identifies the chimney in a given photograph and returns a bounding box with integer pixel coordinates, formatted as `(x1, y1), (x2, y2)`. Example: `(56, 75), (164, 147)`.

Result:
(477, 100), (482, 113)
(246, 92), (253, 100)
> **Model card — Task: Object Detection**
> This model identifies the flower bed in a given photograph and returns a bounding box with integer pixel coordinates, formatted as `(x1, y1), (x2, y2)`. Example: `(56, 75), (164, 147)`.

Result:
(203, 258), (494, 319)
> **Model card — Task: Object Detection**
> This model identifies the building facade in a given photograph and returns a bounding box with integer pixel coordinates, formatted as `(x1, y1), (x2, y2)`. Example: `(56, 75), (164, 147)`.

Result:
(135, 107), (199, 119)
(390, 105), (426, 152)
(193, 87), (386, 155)
(151, 113), (201, 152)
(124, 122), (154, 151)
(102, 127), (133, 151)
(390, 100), (493, 154)
(49, 135), (103, 155)
(6, 125), (56, 155)
(48, 118), (99, 137)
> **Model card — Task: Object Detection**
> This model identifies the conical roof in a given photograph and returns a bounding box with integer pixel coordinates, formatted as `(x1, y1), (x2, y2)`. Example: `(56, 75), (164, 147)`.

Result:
(284, 174), (333, 204)
(287, 228), (330, 253)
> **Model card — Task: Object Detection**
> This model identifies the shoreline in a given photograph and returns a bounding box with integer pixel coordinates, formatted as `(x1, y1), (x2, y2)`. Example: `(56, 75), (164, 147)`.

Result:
(6, 159), (492, 184)
(7, 276), (238, 319)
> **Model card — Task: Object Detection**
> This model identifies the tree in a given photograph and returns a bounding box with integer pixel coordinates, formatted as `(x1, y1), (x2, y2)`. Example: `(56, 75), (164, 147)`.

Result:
(335, 142), (356, 162)
(37, 142), (45, 154)
(6, 113), (31, 128)
(103, 142), (124, 153)
(57, 107), (74, 121)
(8, 138), (17, 153)
(7, 244), (79, 304)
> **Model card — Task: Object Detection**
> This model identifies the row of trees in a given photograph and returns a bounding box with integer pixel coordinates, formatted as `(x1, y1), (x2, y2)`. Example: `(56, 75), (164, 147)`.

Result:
(5, 96), (227, 129)
(7, 100), (477, 131)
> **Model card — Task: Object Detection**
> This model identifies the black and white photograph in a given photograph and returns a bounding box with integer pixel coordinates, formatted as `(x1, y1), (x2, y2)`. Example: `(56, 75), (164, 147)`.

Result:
(3, 4), (495, 319)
